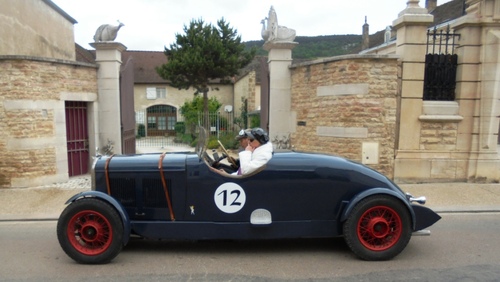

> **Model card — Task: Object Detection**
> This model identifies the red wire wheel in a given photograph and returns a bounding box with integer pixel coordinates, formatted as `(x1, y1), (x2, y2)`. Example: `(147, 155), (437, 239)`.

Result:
(343, 195), (412, 261)
(356, 206), (402, 251)
(57, 198), (124, 264)
(66, 210), (113, 256)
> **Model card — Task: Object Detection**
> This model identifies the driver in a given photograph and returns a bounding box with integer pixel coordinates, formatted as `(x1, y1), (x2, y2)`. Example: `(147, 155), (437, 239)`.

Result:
(235, 129), (251, 151)
(237, 128), (273, 175)
(211, 129), (250, 174)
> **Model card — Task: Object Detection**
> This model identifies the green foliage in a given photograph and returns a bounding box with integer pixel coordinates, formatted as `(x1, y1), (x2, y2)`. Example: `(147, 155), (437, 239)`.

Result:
(179, 96), (222, 134)
(207, 137), (220, 149)
(137, 124), (145, 137)
(250, 115), (260, 128)
(156, 18), (256, 129)
(174, 122), (185, 134)
(245, 35), (362, 59)
(206, 132), (239, 150)
(174, 133), (193, 144)
(233, 97), (248, 129)
(217, 115), (229, 130)
(218, 132), (239, 149)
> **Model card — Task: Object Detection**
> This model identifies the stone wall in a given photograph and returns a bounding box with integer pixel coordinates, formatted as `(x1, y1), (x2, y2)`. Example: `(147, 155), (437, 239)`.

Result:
(0, 57), (97, 188)
(289, 55), (399, 177)
(0, 0), (76, 61)
(234, 71), (257, 127)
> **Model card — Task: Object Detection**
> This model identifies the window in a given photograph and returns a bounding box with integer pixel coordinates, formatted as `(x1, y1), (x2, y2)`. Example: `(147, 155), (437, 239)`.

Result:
(156, 88), (166, 99)
(146, 87), (167, 99)
(167, 116), (176, 130)
(147, 116), (156, 129)
(158, 117), (167, 130)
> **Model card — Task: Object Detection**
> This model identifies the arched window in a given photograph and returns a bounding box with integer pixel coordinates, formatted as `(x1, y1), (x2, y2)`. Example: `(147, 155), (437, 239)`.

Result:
(146, 105), (177, 136)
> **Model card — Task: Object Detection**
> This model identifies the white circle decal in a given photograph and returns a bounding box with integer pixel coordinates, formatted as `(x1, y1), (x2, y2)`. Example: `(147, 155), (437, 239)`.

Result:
(214, 182), (246, 213)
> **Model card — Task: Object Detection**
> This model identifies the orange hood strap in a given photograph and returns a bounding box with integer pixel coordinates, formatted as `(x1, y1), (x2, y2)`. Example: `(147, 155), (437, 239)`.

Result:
(104, 154), (115, 195)
(159, 152), (175, 221)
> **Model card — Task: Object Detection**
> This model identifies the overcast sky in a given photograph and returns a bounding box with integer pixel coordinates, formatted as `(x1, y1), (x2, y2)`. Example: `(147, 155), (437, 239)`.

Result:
(52, 0), (452, 51)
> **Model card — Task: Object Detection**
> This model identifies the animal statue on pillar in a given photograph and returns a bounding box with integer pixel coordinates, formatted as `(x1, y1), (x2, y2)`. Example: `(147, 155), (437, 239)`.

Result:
(261, 6), (296, 42)
(93, 21), (125, 42)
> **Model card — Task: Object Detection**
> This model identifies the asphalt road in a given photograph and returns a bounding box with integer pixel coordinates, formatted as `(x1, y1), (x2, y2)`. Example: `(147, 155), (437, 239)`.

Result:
(1, 213), (499, 281)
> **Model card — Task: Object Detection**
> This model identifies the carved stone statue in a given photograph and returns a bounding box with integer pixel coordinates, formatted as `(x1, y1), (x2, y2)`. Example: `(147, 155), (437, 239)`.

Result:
(93, 21), (124, 42)
(261, 6), (296, 42)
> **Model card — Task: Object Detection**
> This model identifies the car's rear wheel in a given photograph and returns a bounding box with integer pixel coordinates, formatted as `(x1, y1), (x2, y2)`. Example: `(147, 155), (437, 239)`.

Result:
(343, 195), (412, 260)
(57, 198), (123, 264)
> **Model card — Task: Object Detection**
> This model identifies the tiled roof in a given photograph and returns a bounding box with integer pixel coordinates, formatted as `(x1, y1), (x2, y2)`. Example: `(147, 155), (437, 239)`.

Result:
(431, 0), (465, 26)
(75, 43), (95, 64)
(122, 50), (168, 84)
(73, 47), (167, 83)
(368, 0), (464, 49)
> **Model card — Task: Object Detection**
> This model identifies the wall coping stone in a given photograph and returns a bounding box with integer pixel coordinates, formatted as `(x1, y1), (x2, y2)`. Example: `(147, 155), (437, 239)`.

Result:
(0, 55), (97, 68)
(290, 54), (399, 69)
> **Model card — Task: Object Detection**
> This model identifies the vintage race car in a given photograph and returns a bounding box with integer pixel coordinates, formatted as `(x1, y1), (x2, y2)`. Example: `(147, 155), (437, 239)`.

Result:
(57, 129), (441, 264)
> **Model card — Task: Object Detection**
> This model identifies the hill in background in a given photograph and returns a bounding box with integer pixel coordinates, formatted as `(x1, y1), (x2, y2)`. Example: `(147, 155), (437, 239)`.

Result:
(244, 30), (385, 60)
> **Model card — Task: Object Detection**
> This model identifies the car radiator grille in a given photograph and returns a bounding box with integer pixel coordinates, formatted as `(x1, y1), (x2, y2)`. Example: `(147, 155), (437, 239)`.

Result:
(142, 178), (170, 208)
(109, 177), (136, 208)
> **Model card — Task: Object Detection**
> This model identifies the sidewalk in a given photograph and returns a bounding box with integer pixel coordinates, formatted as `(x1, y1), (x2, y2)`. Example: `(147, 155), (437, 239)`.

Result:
(0, 175), (499, 221)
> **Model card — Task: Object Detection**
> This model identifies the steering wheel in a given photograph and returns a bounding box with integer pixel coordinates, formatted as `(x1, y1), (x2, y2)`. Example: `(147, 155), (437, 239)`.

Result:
(203, 151), (215, 167)
(217, 140), (238, 168)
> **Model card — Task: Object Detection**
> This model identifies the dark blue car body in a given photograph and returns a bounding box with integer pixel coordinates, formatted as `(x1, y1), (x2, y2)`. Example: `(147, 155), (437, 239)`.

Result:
(57, 148), (440, 264)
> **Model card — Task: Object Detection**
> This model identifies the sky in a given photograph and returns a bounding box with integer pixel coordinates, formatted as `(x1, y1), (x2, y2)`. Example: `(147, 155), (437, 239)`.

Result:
(52, 0), (453, 51)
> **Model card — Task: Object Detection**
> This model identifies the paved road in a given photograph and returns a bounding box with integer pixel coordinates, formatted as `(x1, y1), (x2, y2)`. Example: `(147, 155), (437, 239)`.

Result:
(1, 213), (499, 281)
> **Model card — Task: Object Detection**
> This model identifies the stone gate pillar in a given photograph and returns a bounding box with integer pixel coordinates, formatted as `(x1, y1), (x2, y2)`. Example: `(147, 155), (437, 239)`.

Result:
(263, 41), (298, 144)
(392, 0), (434, 180)
(89, 42), (126, 154)
(453, 0), (500, 181)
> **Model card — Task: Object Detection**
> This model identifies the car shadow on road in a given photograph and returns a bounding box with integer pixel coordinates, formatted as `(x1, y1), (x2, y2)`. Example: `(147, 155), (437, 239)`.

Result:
(124, 236), (352, 256)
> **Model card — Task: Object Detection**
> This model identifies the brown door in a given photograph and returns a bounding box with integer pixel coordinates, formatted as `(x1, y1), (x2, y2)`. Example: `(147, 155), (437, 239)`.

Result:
(146, 105), (177, 136)
(65, 101), (89, 176)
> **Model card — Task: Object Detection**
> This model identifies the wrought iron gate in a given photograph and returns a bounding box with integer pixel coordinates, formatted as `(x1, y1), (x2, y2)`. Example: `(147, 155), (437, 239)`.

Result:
(65, 101), (89, 176)
(423, 26), (460, 101)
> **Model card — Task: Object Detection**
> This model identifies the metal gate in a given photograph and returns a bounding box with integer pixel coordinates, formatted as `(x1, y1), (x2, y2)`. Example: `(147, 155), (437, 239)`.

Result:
(423, 26), (460, 101)
(65, 101), (89, 176)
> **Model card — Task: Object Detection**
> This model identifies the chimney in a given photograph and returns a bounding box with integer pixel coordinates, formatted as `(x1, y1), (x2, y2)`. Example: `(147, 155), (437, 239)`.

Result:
(426, 0), (437, 12)
(362, 16), (369, 50)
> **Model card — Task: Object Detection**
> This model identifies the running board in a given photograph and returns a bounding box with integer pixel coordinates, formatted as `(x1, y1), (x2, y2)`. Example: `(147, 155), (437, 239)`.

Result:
(412, 229), (431, 236)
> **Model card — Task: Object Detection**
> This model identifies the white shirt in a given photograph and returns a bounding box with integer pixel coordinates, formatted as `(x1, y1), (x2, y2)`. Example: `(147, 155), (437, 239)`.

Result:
(238, 142), (273, 175)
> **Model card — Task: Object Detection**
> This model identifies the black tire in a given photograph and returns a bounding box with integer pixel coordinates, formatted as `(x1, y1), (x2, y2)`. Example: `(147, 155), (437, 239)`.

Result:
(57, 198), (124, 264)
(343, 195), (412, 261)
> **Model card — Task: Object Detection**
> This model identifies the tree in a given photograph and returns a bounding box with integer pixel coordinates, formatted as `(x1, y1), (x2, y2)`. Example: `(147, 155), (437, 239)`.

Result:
(157, 18), (256, 130)
(179, 96), (222, 137)
(233, 96), (248, 129)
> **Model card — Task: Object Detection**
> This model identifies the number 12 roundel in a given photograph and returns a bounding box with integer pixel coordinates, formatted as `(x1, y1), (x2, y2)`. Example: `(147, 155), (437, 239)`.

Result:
(214, 182), (246, 213)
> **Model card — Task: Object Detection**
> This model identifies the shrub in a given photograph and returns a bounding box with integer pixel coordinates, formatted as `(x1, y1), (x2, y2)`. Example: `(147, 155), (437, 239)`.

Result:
(174, 122), (186, 134)
(137, 124), (145, 137)
(250, 115), (260, 128)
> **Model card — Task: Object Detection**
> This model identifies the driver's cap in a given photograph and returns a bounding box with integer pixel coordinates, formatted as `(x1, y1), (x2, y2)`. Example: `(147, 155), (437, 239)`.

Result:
(235, 129), (251, 140)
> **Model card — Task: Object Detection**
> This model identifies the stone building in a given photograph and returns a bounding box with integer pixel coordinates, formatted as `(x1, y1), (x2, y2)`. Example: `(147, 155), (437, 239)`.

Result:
(0, 0), (255, 188)
(266, 0), (499, 183)
(1, 0), (99, 187)
(1, 0), (134, 187)
(2, 0), (498, 188)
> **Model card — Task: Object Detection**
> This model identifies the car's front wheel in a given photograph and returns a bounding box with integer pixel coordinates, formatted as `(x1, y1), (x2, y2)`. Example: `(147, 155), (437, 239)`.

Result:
(57, 198), (123, 264)
(343, 195), (412, 260)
